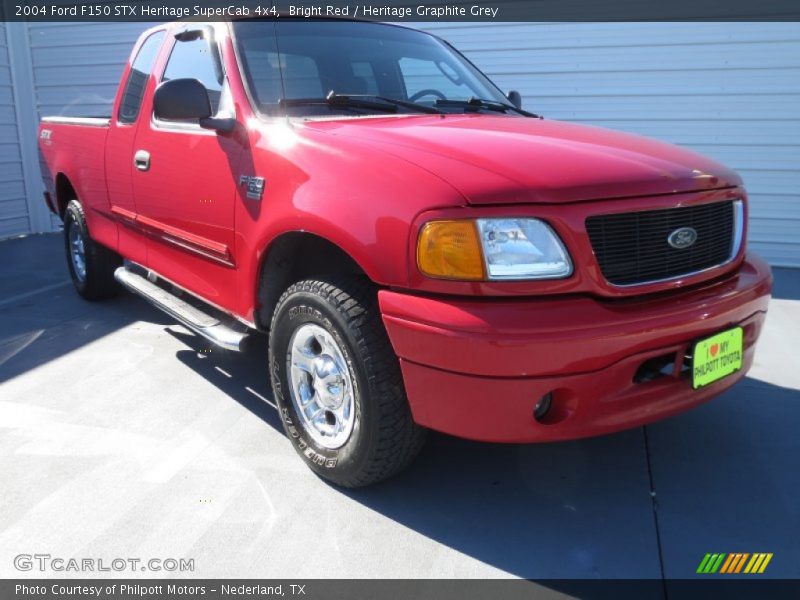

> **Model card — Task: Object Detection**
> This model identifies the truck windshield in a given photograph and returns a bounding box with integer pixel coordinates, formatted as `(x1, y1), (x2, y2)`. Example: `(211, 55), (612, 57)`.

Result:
(232, 19), (513, 117)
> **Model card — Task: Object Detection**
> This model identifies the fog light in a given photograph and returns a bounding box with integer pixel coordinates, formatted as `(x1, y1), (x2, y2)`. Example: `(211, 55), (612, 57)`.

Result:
(534, 392), (552, 422)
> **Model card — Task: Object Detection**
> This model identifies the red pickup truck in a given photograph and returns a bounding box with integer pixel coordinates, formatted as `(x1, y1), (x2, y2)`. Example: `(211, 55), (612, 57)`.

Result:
(39, 18), (772, 487)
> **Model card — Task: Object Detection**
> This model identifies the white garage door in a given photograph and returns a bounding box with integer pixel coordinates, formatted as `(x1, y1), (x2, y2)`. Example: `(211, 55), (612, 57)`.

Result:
(419, 22), (800, 267)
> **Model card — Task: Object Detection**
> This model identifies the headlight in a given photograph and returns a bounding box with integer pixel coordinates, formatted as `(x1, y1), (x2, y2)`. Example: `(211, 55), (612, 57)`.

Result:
(477, 218), (572, 279)
(417, 218), (572, 281)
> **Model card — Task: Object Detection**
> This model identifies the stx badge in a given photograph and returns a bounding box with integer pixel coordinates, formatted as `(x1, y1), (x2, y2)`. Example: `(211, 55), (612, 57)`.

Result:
(239, 175), (265, 200)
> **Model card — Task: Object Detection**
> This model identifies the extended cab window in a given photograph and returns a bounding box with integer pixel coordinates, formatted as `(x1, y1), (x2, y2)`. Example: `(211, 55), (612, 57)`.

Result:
(118, 30), (165, 124)
(160, 35), (226, 119)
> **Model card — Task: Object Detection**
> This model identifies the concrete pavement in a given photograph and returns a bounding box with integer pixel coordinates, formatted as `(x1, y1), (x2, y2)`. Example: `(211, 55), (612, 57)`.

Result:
(0, 233), (797, 583)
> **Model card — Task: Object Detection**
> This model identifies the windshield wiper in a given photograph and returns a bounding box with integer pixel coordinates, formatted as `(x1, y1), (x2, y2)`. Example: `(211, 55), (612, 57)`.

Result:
(280, 93), (398, 113)
(436, 97), (539, 117)
(340, 94), (444, 114)
(280, 92), (444, 115)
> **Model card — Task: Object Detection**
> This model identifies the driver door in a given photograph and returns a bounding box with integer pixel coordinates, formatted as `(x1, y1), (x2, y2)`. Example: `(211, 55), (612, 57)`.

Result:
(132, 28), (245, 310)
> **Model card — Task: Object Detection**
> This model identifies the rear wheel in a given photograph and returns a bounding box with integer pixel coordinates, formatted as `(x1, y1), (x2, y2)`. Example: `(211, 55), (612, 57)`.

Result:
(269, 278), (426, 487)
(64, 199), (121, 300)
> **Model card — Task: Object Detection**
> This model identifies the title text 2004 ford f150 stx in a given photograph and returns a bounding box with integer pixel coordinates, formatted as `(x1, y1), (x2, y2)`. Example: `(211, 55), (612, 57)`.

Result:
(39, 18), (772, 487)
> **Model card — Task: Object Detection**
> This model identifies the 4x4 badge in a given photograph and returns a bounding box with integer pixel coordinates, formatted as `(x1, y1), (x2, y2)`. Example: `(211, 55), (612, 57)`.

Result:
(239, 175), (265, 200)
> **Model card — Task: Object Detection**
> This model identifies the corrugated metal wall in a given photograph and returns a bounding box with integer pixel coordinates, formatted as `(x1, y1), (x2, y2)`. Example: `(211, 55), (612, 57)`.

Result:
(26, 22), (144, 118)
(0, 23), (30, 238)
(4, 21), (799, 266)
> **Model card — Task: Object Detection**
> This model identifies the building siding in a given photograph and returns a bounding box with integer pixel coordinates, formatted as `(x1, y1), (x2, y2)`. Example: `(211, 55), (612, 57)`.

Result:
(26, 22), (144, 118)
(3, 21), (799, 266)
(0, 23), (30, 238)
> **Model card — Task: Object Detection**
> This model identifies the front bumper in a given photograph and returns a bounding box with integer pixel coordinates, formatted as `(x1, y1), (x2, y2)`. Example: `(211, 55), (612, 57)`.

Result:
(379, 253), (772, 442)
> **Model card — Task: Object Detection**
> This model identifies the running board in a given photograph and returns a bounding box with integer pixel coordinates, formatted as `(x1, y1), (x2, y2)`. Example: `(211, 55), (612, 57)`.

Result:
(114, 266), (250, 352)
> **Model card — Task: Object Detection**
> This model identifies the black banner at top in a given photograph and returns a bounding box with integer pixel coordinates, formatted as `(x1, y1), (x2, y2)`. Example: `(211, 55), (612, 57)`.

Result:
(3, 0), (800, 22)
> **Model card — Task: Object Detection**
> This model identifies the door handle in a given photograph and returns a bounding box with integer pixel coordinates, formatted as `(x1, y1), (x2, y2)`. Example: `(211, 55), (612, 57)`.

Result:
(134, 150), (150, 172)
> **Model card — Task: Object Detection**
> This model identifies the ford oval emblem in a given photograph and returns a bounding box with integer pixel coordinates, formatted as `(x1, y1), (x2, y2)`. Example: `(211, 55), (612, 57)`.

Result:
(667, 226), (698, 249)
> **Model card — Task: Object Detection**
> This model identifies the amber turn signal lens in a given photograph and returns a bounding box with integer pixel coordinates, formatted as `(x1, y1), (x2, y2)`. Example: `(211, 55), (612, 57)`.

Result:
(417, 220), (486, 280)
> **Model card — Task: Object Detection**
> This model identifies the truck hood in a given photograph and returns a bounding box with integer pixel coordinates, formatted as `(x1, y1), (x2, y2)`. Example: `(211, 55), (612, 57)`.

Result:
(306, 114), (741, 204)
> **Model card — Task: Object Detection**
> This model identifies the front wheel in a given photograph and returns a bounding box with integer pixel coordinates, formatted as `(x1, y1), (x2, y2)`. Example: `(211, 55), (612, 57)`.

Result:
(268, 278), (426, 487)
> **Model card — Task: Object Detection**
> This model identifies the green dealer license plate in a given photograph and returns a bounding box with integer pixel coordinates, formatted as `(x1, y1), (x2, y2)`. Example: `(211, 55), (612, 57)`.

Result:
(692, 327), (743, 389)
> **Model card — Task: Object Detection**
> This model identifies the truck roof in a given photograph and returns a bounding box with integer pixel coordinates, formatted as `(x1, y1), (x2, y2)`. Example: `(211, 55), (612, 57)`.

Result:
(149, 15), (419, 37)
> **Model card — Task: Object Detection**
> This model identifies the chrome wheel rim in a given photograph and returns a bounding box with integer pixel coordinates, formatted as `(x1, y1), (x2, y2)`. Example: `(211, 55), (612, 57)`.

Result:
(69, 224), (87, 282)
(287, 323), (355, 449)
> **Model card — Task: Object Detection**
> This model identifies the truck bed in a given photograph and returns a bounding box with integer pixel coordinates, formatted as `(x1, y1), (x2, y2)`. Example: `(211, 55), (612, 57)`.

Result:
(38, 116), (111, 220)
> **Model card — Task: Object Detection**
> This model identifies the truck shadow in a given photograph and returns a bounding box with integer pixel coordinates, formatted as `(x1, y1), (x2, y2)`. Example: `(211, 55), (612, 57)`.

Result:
(166, 318), (800, 579)
(169, 327), (284, 434)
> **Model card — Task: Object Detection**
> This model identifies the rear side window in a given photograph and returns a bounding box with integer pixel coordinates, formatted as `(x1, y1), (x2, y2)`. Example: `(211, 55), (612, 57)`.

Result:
(118, 31), (165, 124)
(161, 36), (225, 116)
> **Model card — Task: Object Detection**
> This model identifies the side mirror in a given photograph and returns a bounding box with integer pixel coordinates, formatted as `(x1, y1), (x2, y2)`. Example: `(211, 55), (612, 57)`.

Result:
(507, 90), (522, 110)
(153, 78), (211, 121)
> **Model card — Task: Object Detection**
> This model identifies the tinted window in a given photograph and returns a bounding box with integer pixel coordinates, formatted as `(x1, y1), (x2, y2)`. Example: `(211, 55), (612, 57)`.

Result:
(161, 36), (224, 116)
(118, 31), (165, 124)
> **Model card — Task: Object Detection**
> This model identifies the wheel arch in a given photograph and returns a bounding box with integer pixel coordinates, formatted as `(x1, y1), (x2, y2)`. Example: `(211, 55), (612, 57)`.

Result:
(255, 231), (373, 331)
(54, 172), (77, 218)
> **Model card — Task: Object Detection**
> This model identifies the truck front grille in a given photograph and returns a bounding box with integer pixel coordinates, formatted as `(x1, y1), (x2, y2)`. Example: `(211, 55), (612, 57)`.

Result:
(586, 200), (740, 286)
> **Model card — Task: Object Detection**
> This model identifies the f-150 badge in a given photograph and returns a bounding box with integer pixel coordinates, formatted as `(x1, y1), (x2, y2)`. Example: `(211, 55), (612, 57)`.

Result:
(239, 175), (265, 200)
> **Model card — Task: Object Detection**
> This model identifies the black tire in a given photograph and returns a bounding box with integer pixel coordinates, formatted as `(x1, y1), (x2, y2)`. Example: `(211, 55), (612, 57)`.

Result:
(268, 278), (426, 487)
(64, 199), (121, 300)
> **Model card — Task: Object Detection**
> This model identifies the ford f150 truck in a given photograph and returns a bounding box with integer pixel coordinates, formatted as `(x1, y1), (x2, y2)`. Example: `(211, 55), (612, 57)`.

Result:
(39, 18), (772, 487)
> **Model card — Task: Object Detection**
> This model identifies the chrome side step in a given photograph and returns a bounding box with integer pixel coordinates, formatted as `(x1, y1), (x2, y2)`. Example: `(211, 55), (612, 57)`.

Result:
(114, 266), (250, 352)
